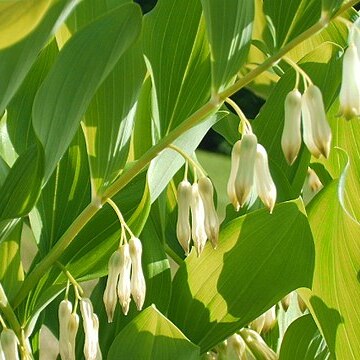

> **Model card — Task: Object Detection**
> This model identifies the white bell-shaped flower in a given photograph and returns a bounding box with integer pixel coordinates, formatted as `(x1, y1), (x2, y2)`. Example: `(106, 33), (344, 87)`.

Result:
(117, 243), (132, 315)
(80, 299), (102, 360)
(198, 176), (219, 249)
(262, 306), (277, 333)
(308, 167), (323, 192)
(282, 89), (302, 165)
(302, 85), (332, 158)
(103, 250), (121, 323)
(176, 180), (192, 254)
(0, 329), (19, 360)
(254, 144), (277, 213)
(58, 300), (78, 360)
(250, 313), (266, 333)
(227, 140), (241, 210)
(190, 183), (207, 256)
(235, 133), (258, 207)
(226, 333), (246, 359)
(240, 329), (277, 360)
(129, 237), (146, 310)
(281, 293), (291, 311)
(339, 43), (360, 120)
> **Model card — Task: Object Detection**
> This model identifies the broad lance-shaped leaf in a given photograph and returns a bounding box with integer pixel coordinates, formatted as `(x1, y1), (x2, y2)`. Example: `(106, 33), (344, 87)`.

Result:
(83, 38), (146, 196)
(143, 0), (211, 136)
(200, 0), (254, 92)
(168, 199), (315, 352)
(0, 0), (52, 50)
(0, 145), (43, 221)
(279, 314), (330, 360)
(5, 40), (59, 159)
(32, 3), (142, 181)
(107, 305), (200, 360)
(0, 0), (76, 115)
(300, 170), (360, 359)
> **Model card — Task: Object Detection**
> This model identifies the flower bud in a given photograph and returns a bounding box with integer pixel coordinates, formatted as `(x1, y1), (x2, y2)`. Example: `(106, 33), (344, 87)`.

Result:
(0, 342), (4, 360)
(227, 140), (241, 210)
(59, 300), (73, 360)
(250, 313), (265, 333)
(129, 237), (146, 311)
(281, 293), (291, 311)
(339, 43), (360, 120)
(176, 180), (192, 254)
(103, 250), (121, 322)
(226, 333), (246, 359)
(190, 183), (207, 256)
(68, 313), (79, 360)
(0, 329), (19, 360)
(308, 167), (323, 192)
(117, 244), (132, 315)
(235, 134), (257, 207)
(297, 293), (307, 313)
(254, 144), (277, 213)
(302, 85), (331, 158)
(80, 299), (102, 360)
(262, 306), (277, 333)
(282, 89), (302, 165)
(198, 177), (219, 248)
(240, 328), (277, 360)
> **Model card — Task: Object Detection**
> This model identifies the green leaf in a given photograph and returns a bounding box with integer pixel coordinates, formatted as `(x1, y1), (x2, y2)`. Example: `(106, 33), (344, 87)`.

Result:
(200, 0), (254, 92)
(168, 199), (315, 353)
(301, 174), (360, 359)
(322, 0), (344, 17)
(0, 145), (43, 220)
(83, 37), (146, 195)
(0, 0), (75, 115)
(6, 40), (59, 157)
(0, 0), (52, 50)
(143, 0), (211, 136)
(32, 3), (142, 181)
(0, 222), (24, 301)
(320, 101), (360, 221)
(253, 42), (342, 198)
(279, 314), (330, 360)
(107, 305), (200, 360)
(264, 0), (320, 49)
(29, 130), (90, 256)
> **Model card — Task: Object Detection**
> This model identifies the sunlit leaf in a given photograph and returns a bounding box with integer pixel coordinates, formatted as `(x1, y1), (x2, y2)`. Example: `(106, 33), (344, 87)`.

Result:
(0, 0), (52, 50)
(300, 171), (360, 359)
(168, 199), (314, 352)
(0, 0), (75, 115)
(108, 305), (200, 360)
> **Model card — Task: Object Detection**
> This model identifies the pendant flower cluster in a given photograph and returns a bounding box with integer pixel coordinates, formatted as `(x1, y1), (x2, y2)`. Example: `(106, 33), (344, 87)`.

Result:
(58, 298), (101, 360)
(177, 176), (219, 256)
(281, 84), (332, 165)
(227, 133), (277, 213)
(103, 237), (146, 322)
